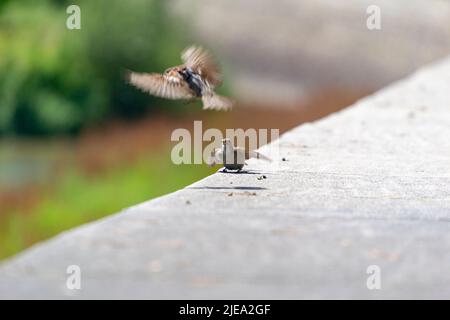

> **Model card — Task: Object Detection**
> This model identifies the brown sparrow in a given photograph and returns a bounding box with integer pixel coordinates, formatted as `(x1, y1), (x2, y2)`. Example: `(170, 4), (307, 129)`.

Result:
(207, 138), (271, 172)
(126, 46), (233, 111)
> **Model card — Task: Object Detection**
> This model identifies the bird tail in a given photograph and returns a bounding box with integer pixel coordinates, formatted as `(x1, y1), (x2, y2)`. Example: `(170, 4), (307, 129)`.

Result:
(202, 92), (233, 111)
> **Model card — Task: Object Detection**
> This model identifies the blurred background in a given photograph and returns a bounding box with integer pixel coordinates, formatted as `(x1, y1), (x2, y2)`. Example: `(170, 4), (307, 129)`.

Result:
(0, 0), (449, 259)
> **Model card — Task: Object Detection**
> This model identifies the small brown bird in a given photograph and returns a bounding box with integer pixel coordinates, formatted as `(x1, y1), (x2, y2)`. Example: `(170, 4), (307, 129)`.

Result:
(126, 46), (233, 111)
(208, 138), (271, 172)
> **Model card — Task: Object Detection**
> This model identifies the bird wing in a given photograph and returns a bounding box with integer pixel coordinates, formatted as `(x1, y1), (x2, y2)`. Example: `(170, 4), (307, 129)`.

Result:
(126, 71), (194, 99)
(201, 93), (233, 111)
(207, 148), (223, 166)
(181, 46), (222, 88)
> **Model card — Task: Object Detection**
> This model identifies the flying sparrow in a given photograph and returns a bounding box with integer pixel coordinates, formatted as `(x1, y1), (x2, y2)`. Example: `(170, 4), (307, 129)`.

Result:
(207, 138), (271, 172)
(126, 46), (233, 111)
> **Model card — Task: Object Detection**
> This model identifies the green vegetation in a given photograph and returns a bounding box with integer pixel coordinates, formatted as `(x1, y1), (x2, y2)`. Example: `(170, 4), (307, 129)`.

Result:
(0, 152), (215, 260)
(0, 0), (189, 136)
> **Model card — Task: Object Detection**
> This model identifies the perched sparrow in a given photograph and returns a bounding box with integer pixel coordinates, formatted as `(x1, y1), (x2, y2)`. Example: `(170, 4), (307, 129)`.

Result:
(207, 138), (271, 172)
(126, 46), (233, 111)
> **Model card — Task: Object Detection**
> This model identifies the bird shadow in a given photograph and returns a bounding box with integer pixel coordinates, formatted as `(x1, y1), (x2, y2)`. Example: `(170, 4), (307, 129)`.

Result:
(188, 186), (267, 191)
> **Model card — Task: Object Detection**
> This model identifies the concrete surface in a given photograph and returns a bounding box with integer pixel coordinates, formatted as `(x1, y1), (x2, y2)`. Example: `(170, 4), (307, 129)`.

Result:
(1, 56), (450, 299)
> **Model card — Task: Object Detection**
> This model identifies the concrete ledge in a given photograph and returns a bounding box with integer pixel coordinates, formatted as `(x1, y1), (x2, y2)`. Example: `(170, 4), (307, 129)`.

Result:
(1, 57), (450, 299)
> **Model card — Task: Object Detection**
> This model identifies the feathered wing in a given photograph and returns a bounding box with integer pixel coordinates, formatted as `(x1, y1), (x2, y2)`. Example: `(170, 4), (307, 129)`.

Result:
(126, 71), (194, 99)
(202, 93), (233, 111)
(181, 46), (222, 88)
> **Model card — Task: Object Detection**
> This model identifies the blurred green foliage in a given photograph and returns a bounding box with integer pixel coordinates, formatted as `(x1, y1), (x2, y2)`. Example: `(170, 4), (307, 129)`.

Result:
(0, 0), (188, 136)
(0, 151), (215, 259)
